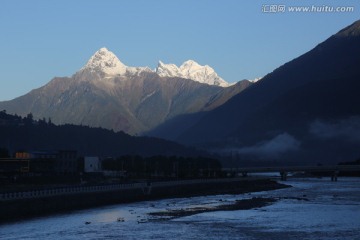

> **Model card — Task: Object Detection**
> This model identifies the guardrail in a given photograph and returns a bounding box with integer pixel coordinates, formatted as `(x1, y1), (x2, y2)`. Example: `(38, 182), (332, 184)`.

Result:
(0, 178), (246, 201)
(0, 183), (145, 201)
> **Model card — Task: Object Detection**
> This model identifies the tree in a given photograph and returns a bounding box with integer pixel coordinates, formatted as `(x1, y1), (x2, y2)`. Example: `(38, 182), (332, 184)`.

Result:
(24, 113), (34, 125)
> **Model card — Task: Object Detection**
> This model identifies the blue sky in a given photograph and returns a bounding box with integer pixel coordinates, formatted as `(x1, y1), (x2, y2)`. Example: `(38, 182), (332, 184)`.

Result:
(0, 0), (359, 101)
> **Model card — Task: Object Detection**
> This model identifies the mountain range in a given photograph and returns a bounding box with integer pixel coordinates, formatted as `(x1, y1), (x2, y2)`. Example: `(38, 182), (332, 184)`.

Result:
(0, 48), (251, 135)
(1, 20), (359, 165)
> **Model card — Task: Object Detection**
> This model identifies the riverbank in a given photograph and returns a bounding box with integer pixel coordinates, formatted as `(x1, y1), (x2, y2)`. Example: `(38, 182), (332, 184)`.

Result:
(0, 178), (289, 223)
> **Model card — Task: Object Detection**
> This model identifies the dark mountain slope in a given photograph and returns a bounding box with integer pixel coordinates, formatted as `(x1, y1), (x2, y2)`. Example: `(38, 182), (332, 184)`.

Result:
(177, 20), (360, 164)
(146, 80), (252, 140)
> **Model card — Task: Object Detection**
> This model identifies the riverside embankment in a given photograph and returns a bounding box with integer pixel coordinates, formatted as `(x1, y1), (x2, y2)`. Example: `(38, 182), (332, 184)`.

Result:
(0, 178), (288, 223)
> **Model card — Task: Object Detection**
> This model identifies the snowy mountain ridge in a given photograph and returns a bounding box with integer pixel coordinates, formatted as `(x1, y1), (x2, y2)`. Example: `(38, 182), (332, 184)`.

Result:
(80, 47), (230, 87)
(156, 60), (229, 87)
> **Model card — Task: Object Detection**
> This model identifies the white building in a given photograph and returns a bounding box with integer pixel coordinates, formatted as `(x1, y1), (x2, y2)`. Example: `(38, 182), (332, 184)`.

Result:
(84, 156), (101, 173)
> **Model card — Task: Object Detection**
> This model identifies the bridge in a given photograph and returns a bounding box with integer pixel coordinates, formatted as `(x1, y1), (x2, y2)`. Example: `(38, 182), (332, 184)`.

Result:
(222, 165), (360, 181)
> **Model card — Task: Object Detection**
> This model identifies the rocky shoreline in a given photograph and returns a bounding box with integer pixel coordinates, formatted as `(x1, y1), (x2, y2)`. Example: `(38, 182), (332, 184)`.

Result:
(149, 197), (277, 220)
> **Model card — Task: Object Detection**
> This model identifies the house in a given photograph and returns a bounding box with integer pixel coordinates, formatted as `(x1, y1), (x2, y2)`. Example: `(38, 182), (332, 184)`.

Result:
(13, 150), (78, 175)
(84, 156), (101, 173)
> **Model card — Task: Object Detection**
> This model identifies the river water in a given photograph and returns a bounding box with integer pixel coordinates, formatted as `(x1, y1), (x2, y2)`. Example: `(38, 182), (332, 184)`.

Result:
(1, 177), (359, 239)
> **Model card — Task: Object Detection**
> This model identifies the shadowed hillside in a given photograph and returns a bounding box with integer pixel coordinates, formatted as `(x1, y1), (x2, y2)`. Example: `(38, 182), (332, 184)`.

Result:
(0, 110), (201, 157)
(177, 20), (360, 164)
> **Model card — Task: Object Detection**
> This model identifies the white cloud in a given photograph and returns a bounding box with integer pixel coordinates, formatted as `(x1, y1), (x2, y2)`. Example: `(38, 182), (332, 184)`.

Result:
(231, 132), (301, 158)
(310, 116), (360, 141)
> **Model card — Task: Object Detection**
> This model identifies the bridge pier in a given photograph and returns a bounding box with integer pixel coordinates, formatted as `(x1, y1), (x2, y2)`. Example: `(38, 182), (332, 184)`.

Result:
(331, 171), (339, 182)
(280, 171), (288, 181)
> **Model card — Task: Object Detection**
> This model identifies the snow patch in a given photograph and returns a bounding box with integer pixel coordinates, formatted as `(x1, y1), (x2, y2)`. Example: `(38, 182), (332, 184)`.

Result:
(140, 90), (157, 103)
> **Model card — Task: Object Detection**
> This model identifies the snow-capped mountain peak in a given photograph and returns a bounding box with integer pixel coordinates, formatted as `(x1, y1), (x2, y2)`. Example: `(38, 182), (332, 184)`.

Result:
(81, 47), (127, 75)
(156, 61), (181, 78)
(249, 77), (263, 83)
(156, 60), (229, 87)
(179, 60), (204, 74)
(79, 48), (153, 77)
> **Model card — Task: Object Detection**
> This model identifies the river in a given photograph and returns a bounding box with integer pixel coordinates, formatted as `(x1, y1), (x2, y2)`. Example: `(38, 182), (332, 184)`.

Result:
(1, 177), (359, 239)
